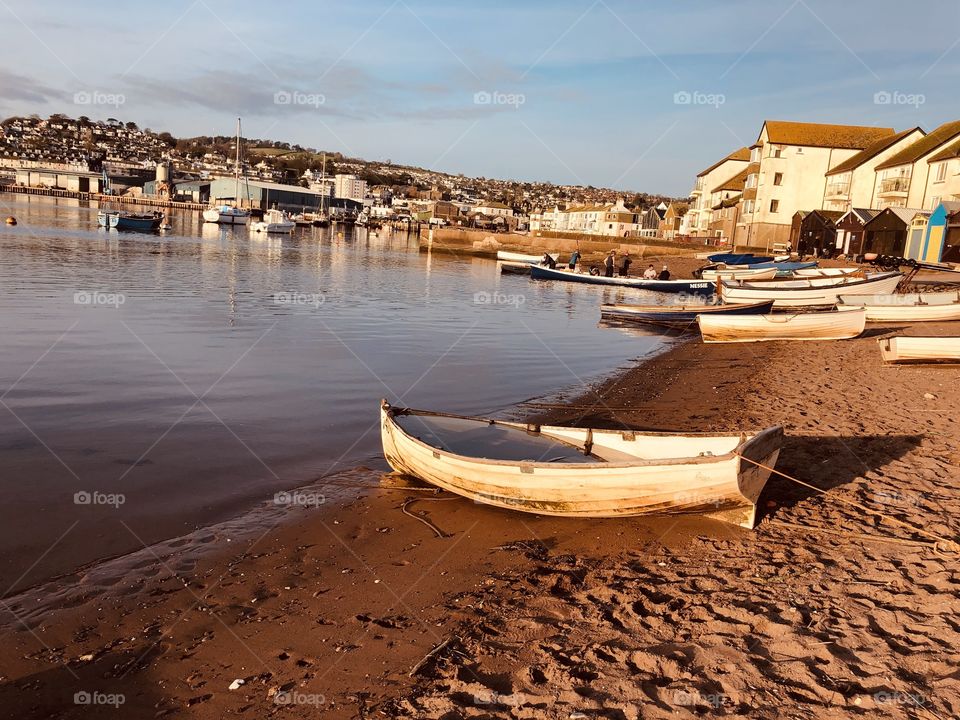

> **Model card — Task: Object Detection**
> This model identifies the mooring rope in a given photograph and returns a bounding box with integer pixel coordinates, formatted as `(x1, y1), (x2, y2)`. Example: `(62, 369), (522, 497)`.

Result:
(736, 454), (959, 555)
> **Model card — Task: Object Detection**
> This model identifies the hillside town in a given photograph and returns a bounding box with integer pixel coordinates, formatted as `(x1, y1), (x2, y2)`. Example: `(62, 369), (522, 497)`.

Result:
(0, 114), (681, 231)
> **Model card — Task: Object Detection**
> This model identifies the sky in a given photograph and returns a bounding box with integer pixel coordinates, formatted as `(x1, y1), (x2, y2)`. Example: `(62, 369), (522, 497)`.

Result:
(1, 0), (958, 195)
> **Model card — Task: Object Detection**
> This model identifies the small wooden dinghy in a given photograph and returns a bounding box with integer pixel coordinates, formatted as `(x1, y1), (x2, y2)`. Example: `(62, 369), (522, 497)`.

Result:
(720, 272), (902, 308)
(697, 308), (866, 343)
(499, 261), (533, 275)
(700, 267), (779, 281)
(839, 290), (960, 322)
(794, 267), (862, 278)
(600, 300), (774, 329)
(878, 336), (960, 364)
(380, 401), (783, 528)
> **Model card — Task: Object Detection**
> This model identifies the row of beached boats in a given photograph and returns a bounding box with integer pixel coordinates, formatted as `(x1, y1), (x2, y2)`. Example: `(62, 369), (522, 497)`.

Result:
(375, 252), (959, 531)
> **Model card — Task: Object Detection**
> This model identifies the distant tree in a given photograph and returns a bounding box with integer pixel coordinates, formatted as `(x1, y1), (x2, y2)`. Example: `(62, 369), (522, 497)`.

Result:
(157, 132), (176, 147)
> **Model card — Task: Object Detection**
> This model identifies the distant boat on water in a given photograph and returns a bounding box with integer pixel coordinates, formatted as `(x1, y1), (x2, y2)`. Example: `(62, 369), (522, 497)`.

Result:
(251, 208), (295, 233)
(202, 117), (252, 225)
(97, 210), (164, 231)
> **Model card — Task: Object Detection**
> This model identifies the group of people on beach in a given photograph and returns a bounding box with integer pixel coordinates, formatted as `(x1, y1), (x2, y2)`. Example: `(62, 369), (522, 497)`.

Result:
(541, 249), (670, 280)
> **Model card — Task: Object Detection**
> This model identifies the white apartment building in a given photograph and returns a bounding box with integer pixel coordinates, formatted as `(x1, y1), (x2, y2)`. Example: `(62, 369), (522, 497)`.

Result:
(871, 120), (960, 210)
(822, 128), (925, 212)
(920, 140), (960, 211)
(473, 201), (513, 217)
(687, 148), (750, 236)
(334, 173), (367, 201)
(740, 121), (896, 249)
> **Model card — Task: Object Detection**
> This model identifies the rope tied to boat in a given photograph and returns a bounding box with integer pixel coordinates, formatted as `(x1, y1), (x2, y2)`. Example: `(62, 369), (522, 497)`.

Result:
(736, 454), (960, 555)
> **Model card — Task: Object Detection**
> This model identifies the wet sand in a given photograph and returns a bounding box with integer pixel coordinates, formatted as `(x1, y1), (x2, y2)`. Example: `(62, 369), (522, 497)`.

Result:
(2, 321), (959, 718)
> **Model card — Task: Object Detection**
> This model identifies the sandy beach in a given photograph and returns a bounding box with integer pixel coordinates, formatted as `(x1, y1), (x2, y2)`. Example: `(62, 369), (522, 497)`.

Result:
(2, 319), (958, 719)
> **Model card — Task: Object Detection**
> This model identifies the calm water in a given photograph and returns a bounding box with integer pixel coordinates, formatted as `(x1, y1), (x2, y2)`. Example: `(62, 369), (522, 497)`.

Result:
(0, 193), (671, 592)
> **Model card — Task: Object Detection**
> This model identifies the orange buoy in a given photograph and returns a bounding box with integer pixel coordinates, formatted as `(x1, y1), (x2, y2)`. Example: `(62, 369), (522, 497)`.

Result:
(5, 216), (16, 226)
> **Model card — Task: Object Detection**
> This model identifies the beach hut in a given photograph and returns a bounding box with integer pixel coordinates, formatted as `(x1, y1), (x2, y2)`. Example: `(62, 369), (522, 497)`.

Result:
(835, 208), (879, 257)
(861, 207), (928, 258)
(918, 200), (960, 263)
(795, 210), (844, 258)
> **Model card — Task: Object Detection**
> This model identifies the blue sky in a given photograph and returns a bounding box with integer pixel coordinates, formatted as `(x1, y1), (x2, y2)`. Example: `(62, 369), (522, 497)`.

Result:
(1, 0), (958, 194)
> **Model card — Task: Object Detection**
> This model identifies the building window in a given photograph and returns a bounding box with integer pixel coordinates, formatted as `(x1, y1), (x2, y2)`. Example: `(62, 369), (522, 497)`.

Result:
(930, 196), (941, 210)
(935, 162), (947, 183)
(796, 148), (804, 154)
(770, 199), (779, 213)
(770, 145), (782, 158)
(773, 172), (783, 186)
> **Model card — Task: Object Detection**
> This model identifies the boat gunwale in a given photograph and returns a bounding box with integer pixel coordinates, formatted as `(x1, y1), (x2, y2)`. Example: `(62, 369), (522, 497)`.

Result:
(722, 271), (901, 291)
(382, 401), (781, 471)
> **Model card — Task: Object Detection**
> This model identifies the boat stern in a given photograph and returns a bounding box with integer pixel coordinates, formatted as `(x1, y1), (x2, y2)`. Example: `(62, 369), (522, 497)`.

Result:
(726, 426), (784, 528)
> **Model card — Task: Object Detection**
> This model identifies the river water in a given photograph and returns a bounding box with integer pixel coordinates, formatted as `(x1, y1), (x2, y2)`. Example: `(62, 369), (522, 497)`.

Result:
(0, 193), (671, 593)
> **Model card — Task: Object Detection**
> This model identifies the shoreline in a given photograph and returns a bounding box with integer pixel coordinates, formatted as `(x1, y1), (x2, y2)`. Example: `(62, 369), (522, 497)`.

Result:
(2, 324), (959, 718)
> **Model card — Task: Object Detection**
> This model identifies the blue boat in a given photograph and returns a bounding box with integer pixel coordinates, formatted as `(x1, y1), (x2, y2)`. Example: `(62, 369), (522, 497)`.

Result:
(98, 210), (164, 231)
(707, 253), (774, 265)
(600, 300), (775, 329)
(746, 261), (819, 276)
(529, 264), (715, 295)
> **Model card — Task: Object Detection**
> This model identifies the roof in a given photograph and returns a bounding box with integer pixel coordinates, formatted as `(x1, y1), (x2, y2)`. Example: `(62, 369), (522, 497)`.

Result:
(696, 147), (751, 177)
(876, 120), (960, 169)
(865, 207), (929, 226)
(826, 128), (923, 176)
(712, 194), (742, 210)
(711, 167), (749, 193)
(936, 200), (960, 214)
(807, 209), (845, 223)
(476, 200), (510, 209)
(928, 137), (960, 163)
(838, 208), (880, 224)
(761, 120), (895, 149)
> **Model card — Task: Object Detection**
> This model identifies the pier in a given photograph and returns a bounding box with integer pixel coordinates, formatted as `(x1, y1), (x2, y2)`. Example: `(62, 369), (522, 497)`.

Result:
(0, 184), (206, 210)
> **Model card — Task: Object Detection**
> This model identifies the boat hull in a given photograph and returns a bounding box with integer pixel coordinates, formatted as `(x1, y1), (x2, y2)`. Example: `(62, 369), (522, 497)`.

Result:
(879, 336), (960, 364)
(708, 253), (773, 265)
(203, 208), (250, 225)
(530, 264), (715, 295)
(700, 267), (778, 281)
(600, 300), (775, 329)
(839, 291), (960, 322)
(380, 402), (782, 529)
(497, 251), (559, 264)
(721, 273), (902, 307)
(698, 308), (866, 343)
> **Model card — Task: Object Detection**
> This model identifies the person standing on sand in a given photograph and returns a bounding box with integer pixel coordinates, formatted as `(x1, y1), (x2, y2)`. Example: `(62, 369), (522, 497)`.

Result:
(619, 252), (631, 277)
(658, 265), (671, 281)
(604, 251), (616, 277)
(643, 263), (657, 279)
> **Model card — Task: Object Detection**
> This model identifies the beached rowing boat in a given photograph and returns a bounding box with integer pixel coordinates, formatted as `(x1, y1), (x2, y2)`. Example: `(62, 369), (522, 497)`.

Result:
(878, 336), (960, 364)
(600, 300), (775, 329)
(794, 267), (862, 278)
(700, 267), (779, 281)
(497, 251), (559, 264)
(838, 291), (960, 322)
(708, 253), (774, 265)
(697, 308), (866, 343)
(529, 264), (715, 295)
(380, 400), (783, 528)
(720, 272), (902, 307)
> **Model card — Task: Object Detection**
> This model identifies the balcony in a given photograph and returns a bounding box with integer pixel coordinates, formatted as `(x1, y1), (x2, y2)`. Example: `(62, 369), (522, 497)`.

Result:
(691, 178), (705, 195)
(879, 177), (910, 197)
(825, 181), (850, 199)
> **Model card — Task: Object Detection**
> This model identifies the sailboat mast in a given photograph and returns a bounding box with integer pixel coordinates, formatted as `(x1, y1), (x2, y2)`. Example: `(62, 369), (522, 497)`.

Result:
(234, 117), (241, 207)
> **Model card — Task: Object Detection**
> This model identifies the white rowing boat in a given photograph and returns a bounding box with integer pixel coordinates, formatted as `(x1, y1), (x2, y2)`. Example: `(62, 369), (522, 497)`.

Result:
(496, 251), (559, 264)
(878, 336), (960, 364)
(839, 290), (960, 322)
(380, 401), (783, 528)
(793, 267), (862, 278)
(720, 272), (902, 308)
(700, 267), (779, 281)
(697, 308), (866, 343)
